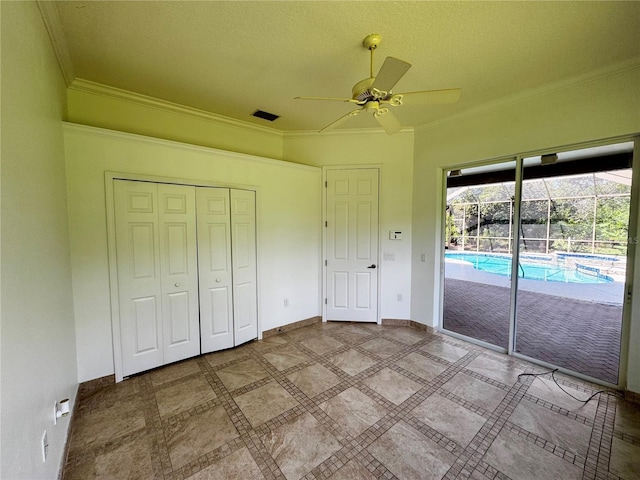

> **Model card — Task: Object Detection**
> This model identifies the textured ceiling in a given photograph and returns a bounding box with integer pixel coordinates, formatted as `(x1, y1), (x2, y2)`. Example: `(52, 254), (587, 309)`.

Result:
(54, 1), (640, 133)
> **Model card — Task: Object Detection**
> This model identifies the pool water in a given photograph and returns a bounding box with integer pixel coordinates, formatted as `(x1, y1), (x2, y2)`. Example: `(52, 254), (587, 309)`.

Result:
(445, 253), (613, 284)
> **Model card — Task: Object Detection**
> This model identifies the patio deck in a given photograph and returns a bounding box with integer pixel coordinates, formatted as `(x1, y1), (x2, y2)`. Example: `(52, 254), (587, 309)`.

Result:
(443, 278), (622, 384)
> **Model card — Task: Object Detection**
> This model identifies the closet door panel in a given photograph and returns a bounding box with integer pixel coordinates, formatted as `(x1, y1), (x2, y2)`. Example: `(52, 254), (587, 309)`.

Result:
(114, 180), (163, 376)
(158, 184), (200, 364)
(132, 296), (160, 353)
(231, 189), (258, 345)
(197, 188), (235, 353)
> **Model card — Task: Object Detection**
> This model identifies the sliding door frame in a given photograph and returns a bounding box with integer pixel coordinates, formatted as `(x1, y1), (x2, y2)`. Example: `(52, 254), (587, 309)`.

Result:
(507, 156), (524, 356)
(439, 134), (639, 390)
(438, 155), (517, 354)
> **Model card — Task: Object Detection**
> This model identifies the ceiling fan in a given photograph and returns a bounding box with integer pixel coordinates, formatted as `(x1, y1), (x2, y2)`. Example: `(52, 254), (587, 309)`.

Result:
(295, 34), (461, 135)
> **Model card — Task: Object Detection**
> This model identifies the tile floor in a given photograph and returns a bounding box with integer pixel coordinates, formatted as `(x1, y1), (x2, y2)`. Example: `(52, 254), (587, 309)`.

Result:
(62, 323), (640, 480)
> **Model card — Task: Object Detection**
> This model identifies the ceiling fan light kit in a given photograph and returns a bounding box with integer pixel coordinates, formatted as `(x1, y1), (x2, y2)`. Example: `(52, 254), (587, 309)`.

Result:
(295, 34), (461, 135)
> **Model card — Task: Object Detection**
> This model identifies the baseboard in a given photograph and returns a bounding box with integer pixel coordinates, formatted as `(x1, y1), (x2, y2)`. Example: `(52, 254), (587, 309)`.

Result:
(58, 383), (81, 480)
(380, 318), (410, 326)
(381, 318), (436, 334)
(410, 320), (437, 334)
(262, 316), (323, 338)
(78, 374), (116, 400)
(625, 390), (640, 405)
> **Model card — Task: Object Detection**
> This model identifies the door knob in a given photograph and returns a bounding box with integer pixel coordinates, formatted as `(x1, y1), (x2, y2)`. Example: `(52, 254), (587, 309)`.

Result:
(367, 264), (377, 269)
(174, 283), (180, 287)
(216, 278), (221, 283)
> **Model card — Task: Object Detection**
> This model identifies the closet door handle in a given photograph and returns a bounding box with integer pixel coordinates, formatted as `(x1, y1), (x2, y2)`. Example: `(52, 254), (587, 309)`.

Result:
(367, 264), (377, 269)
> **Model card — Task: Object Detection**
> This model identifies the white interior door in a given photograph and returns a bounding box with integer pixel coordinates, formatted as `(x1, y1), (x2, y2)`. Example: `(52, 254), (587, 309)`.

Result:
(325, 169), (379, 322)
(230, 189), (258, 345)
(114, 180), (164, 376)
(115, 181), (201, 376)
(158, 184), (200, 364)
(197, 187), (235, 353)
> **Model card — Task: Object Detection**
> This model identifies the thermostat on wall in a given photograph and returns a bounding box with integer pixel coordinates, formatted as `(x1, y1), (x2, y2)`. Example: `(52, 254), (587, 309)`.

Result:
(389, 231), (403, 240)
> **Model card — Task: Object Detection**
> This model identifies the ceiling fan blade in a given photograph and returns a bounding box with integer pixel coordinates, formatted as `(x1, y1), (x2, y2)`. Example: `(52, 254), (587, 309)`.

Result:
(393, 88), (462, 106)
(319, 108), (362, 133)
(374, 109), (403, 135)
(371, 56), (411, 93)
(295, 96), (361, 104)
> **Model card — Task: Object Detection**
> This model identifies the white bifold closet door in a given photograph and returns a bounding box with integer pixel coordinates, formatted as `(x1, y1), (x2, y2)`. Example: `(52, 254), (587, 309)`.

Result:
(114, 180), (258, 377)
(114, 180), (200, 377)
(197, 188), (258, 353)
(229, 189), (258, 346)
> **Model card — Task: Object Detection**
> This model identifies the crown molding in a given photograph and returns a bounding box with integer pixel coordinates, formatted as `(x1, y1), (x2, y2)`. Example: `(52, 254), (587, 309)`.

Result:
(69, 78), (284, 138)
(36, 1), (75, 86)
(284, 126), (414, 138)
(416, 57), (640, 134)
(62, 122), (318, 172)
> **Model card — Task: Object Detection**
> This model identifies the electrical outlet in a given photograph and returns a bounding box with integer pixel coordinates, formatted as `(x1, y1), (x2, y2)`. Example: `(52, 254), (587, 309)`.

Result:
(283, 298), (289, 307)
(41, 430), (48, 462)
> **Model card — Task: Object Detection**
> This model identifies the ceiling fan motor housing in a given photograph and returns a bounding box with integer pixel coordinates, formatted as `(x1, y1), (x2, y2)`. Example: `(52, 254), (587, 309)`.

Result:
(352, 77), (375, 102)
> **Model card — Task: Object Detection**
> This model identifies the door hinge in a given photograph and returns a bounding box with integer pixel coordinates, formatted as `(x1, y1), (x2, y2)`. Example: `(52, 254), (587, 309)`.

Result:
(325, 181), (328, 188)
(324, 260), (327, 266)
(325, 221), (328, 227)
(324, 298), (327, 305)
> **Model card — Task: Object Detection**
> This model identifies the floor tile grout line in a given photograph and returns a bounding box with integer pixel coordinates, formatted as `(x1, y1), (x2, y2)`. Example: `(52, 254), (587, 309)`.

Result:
(612, 429), (640, 445)
(590, 393), (617, 480)
(447, 373), (538, 480)
(519, 392), (596, 426)
(502, 420), (587, 467)
(139, 374), (174, 479)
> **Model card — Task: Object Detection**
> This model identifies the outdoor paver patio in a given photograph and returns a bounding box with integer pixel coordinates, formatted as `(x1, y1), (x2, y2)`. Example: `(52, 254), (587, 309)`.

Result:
(443, 278), (622, 384)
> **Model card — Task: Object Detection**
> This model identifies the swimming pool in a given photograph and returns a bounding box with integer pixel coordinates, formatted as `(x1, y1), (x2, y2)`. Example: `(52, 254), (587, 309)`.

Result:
(445, 252), (613, 284)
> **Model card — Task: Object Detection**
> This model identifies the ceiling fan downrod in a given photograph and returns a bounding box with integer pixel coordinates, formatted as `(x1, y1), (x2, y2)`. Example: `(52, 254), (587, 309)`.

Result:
(363, 33), (381, 78)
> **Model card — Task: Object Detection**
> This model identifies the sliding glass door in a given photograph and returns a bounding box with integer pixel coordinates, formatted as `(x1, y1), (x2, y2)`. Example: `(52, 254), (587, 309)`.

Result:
(513, 146), (633, 384)
(441, 140), (636, 386)
(443, 160), (516, 349)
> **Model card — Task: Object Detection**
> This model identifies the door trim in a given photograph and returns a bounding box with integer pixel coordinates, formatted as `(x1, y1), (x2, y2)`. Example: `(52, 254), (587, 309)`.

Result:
(321, 165), (382, 324)
(105, 171), (261, 382)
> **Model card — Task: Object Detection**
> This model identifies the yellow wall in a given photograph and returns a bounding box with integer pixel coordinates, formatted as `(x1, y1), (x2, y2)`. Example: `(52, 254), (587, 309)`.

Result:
(64, 125), (321, 382)
(284, 129), (415, 320)
(67, 81), (284, 160)
(1, 2), (78, 478)
(410, 66), (640, 389)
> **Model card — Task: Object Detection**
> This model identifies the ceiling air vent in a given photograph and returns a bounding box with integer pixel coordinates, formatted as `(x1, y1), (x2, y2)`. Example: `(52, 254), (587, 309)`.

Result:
(251, 109), (280, 122)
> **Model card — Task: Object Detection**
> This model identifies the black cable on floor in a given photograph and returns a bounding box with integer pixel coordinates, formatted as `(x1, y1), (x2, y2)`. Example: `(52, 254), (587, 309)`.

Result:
(518, 368), (619, 403)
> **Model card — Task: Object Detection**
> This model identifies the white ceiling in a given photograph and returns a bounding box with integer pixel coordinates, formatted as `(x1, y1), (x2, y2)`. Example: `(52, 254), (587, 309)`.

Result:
(53, 1), (640, 133)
